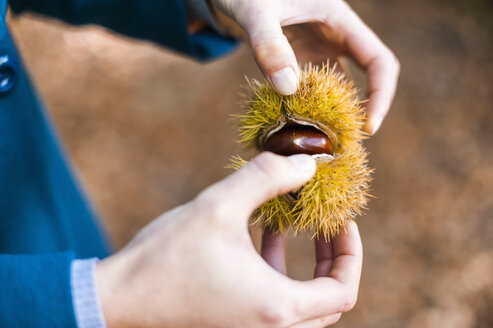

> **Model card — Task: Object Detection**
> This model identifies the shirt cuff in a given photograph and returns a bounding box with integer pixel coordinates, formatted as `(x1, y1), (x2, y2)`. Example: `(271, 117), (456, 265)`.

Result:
(70, 258), (107, 328)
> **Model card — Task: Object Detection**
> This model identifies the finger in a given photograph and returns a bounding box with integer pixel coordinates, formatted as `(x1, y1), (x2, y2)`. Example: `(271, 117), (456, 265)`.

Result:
(324, 1), (400, 134)
(327, 221), (362, 286)
(289, 313), (342, 328)
(196, 152), (316, 221)
(314, 237), (334, 278)
(364, 55), (400, 134)
(238, 3), (300, 95)
(261, 227), (287, 274)
(287, 221), (363, 320)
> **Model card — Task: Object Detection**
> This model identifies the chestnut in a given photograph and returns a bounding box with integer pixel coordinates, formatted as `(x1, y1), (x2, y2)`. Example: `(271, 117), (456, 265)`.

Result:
(263, 125), (334, 156)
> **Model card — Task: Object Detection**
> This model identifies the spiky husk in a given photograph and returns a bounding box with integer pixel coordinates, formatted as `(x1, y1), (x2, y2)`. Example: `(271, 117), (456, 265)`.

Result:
(233, 63), (373, 239)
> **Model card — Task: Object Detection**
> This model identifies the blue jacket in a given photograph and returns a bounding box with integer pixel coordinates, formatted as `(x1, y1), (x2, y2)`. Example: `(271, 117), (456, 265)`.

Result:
(0, 1), (236, 326)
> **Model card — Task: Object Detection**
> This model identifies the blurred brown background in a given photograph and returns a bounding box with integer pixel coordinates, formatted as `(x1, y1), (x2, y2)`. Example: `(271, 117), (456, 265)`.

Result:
(7, 0), (493, 327)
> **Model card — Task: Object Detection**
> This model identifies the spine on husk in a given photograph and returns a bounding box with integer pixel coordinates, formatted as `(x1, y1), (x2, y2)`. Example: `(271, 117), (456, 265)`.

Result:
(231, 63), (373, 239)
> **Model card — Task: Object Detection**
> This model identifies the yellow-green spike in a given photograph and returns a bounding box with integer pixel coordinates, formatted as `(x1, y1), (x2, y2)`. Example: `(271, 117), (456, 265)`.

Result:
(231, 63), (372, 239)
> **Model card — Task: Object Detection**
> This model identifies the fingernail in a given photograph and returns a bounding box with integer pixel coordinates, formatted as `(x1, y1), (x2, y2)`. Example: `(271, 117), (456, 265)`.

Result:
(370, 116), (383, 135)
(269, 67), (298, 95)
(288, 154), (316, 175)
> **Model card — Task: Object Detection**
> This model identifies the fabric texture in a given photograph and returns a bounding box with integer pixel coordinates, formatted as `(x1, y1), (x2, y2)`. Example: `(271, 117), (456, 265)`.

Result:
(71, 258), (106, 328)
(0, 252), (78, 327)
(8, 0), (238, 60)
(0, 10), (111, 260)
(0, 0), (238, 326)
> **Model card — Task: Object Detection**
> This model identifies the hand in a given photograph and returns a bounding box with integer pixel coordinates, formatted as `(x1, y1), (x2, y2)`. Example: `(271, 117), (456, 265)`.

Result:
(210, 0), (400, 134)
(96, 152), (363, 328)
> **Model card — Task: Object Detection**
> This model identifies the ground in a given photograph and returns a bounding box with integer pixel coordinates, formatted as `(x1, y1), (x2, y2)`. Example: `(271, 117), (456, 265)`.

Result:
(6, 0), (493, 327)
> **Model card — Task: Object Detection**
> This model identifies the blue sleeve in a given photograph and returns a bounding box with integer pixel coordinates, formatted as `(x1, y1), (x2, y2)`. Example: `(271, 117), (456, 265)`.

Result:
(0, 252), (78, 328)
(8, 0), (238, 60)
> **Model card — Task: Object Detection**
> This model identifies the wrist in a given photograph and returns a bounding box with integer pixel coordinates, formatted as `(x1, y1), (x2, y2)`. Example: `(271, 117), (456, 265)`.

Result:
(95, 253), (134, 328)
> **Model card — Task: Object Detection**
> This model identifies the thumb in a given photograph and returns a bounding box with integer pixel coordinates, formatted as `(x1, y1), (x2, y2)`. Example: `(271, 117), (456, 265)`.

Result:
(241, 7), (300, 95)
(197, 152), (316, 219)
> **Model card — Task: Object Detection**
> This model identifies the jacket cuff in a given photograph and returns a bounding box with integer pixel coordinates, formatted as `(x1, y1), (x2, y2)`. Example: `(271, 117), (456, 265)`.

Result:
(71, 258), (106, 328)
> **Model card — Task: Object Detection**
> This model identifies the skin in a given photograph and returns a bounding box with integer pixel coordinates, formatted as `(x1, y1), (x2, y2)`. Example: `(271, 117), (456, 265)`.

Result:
(97, 1), (397, 326)
(207, 2), (399, 300)
(210, 0), (400, 135)
(96, 153), (363, 327)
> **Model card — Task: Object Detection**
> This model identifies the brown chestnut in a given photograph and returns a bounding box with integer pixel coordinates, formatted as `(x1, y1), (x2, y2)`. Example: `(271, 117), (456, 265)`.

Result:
(263, 125), (333, 156)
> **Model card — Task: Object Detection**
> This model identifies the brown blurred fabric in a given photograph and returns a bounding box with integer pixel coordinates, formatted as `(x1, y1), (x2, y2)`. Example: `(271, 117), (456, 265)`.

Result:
(7, 0), (493, 327)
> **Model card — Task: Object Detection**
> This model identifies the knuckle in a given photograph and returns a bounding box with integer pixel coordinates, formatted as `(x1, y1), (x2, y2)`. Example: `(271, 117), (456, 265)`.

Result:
(308, 313), (342, 328)
(289, 296), (307, 321)
(258, 303), (290, 327)
(339, 290), (358, 312)
(253, 33), (287, 49)
(193, 191), (229, 221)
(390, 53), (401, 73)
(257, 289), (295, 327)
(327, 313), (343, 325)
(326, 1), (351, 27)
(338, 0), (352, 11)
(251, 152), (284, 182)
(393, 55), (401, 71)
(385, 50), (401, 75)
(207, 200), (230, 221)
(252, 35), (292, 75)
